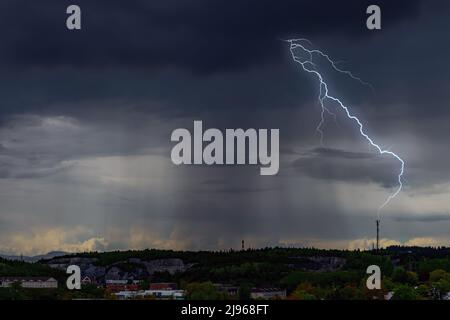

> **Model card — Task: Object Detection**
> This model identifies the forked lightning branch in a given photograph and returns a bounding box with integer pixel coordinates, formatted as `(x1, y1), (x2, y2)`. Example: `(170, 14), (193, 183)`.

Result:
(287, 38), (405, 214)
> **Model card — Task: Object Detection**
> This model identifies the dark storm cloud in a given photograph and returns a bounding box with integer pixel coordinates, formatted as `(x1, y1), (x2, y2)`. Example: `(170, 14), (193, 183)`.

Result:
(308, 147), (375, 160)
(2, 0), (450, 254)
(292, 147), (398, 187)
(197, 180), (281, 194)
(0, 152), (70, 179)
(0, 113), (175, 179)
(0, 0), (421, 72)
(391, 213), (450, 223)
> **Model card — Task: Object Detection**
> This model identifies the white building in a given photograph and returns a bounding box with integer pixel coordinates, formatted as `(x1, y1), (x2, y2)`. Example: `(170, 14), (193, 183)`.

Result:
(443, 292), (450, 300)
(250, 288), (286, 300)
(106, 279), (141, 285)
(114, 289), (185, 300)
(105, 279), (129, 285)
(144, 289), (185, 299)
(384, 291), (394, 300)
(114, 290), (145, 299)
(0, 277), (58, 289)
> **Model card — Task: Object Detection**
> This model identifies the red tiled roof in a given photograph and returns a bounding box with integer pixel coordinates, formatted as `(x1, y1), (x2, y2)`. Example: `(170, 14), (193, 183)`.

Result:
(149, 283), (178, 290)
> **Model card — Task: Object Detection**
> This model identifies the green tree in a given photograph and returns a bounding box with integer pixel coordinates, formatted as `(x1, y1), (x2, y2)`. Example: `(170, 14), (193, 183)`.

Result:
(238, 283), (251, 300)
(291, 290), (316, 300)
(290, 282), (318, 300)
(382, 277), (395, 291)
(429, 269), (449, 282)
(392, 267), (408, 283)
(405, 271), (419, 285)
(335, 285), (364, 300)
(186, 282), (225, 300)
(140, 279), (150, 290)
(392, 285), (419, 300)
(429, 270), (450, 300)
(416, 284), (431, 299)
(433, 279), (450, 299)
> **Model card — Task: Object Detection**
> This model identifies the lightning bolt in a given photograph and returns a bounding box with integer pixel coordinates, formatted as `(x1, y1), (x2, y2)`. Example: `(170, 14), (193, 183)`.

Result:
(286, 38), (404, 217)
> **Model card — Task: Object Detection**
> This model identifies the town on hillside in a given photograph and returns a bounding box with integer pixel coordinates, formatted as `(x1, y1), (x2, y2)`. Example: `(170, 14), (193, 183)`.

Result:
(1, 246), (450, 300)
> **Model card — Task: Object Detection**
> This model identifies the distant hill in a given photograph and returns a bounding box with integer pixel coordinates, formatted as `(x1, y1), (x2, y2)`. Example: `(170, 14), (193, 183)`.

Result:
(0, 251), (69, 263)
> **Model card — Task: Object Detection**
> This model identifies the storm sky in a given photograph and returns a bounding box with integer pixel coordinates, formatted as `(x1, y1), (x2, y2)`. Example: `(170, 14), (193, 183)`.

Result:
(1, 0), (450, 255)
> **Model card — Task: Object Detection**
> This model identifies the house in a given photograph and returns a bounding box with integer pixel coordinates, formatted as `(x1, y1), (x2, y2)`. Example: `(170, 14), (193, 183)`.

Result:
(106, 283), (140, 293)
(114, 290), (146, 300)
(149, 282), (178, 290)
(105, 279), (142, 292)
(0, 277), (58, 289)
(105, 279), (129, 285)
(114, 289), (185, 300)
(250, 288), (286, 300)
(144, 289), (185, 300)
(215, 284), (239, 296)
(106, 279), (141, 285)
(81, 276), (95, 285)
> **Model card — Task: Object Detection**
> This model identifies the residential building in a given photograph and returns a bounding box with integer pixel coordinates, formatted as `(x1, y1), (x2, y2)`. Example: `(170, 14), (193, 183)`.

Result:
(250, 288), (286, 300)
(81, 276), (95, 285)
(149, 282), (178, 290)
(106, 283), (140, 293)
(105, 279), (128, 285)
(114, 289), (185, 300)
(215, 283), (239, 296)
(114, 290), (145, 300)
(144, 289), (185, 300)
(105, 279), (143, 292)
(0, 277), (58, 289)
